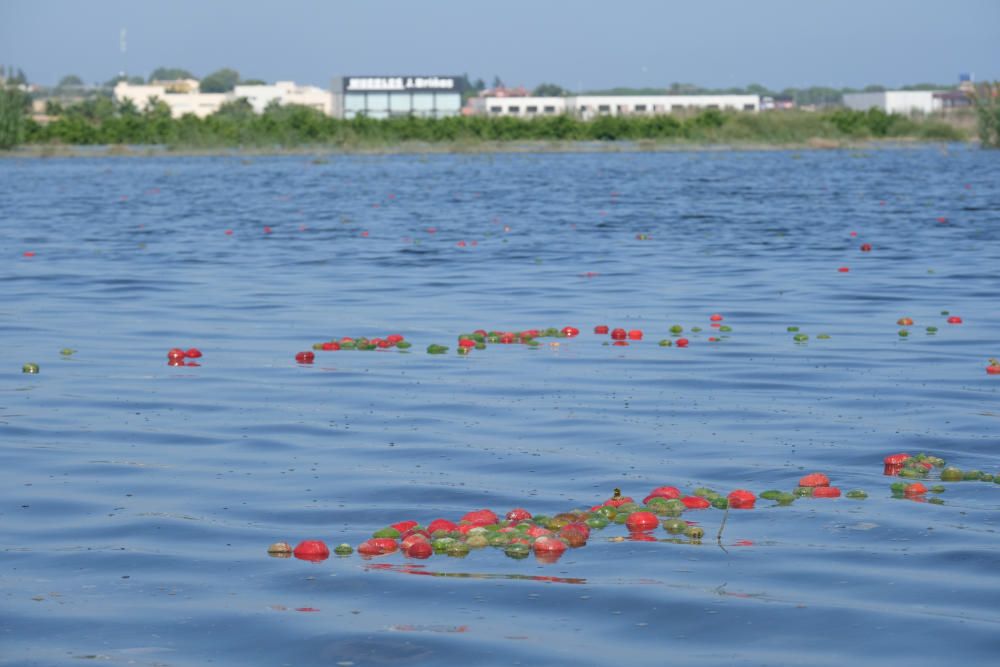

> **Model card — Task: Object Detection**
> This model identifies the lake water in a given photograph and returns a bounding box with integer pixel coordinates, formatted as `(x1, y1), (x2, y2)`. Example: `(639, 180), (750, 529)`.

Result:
(2, 146), (999, 666)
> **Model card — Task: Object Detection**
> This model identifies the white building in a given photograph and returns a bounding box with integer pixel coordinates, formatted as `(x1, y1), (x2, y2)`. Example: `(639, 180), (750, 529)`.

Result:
(114, 80), (333, 119)
(469, 94), (760, 118)
(232, 81), (332, 115)
(842, 90), (941, 115)
(113, 82), (228, 118)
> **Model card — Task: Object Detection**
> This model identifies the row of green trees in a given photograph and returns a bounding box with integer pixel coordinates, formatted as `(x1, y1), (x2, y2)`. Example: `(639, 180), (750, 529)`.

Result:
(2, 97), (966, 150)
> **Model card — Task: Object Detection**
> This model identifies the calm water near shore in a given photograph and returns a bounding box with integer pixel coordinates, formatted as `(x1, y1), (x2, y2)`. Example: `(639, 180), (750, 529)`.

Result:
(2, 147), (999, 666)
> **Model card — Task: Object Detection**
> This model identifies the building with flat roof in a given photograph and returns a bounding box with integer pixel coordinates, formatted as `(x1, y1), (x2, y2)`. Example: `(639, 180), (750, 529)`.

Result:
(842, 90), (941, 115)
(331, 75), (464, 119)
(232, 81), (332, 115)
(468, 93), (759, 118)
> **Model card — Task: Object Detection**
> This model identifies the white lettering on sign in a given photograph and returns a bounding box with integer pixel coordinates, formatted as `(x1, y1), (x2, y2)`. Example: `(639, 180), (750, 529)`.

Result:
(346, 76), (456, 92)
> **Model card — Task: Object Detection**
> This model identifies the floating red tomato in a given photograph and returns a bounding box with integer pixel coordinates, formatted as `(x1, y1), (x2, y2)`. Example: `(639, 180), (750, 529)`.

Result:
(860, 243), (872, 252)
(947, 316), (962, 324)
(727, 489), (756, 509)
(645, 486), (681, 500)
(293, 540), (330, 562)
(798, 473), (830, 487)
(594, 325), (609, 334)
(391, 520), (418, 533)
(603, 495), (634, 507)
(675, 338), (689, 348)
(612, 341), (629, 346)
(988, 365), (1000, 375)
(405, 540), (432, 559)
(526, 525), (553, 538)
(628, 329), (643, 340)
(813, 486), (841, 498)
(611, 328), (627, 340)
(321, 342), (340, 351)
(386, 334), (404, 344)
(710, 314), (723, 322)
(838, 267), (850, 273)
(461, 509), (498, 526)
(532, 536), (567, 555)
(506, 508), (532, 522)
(167, 348), (186, 361)
(903, 483), (927, 497)
(681, 496), (711, 509)
(626, 511), (659, 531)
(426, 519), (458, 534)
(561, 326), (580, 337)
(295, 351), (315, 364)
(185, 348), (202, 358)
(883, 453), (911, 475)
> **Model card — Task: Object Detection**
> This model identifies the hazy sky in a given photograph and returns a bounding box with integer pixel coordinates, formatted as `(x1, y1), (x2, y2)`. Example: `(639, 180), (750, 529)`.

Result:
(2, 0), (998, 90)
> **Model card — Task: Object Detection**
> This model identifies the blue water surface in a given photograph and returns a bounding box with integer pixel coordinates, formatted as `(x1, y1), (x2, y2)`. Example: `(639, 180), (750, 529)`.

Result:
(2, 146), (999, 666)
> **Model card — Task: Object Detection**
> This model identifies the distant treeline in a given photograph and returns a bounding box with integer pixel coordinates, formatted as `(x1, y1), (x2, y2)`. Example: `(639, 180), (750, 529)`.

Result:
(0, 94), (970, 151)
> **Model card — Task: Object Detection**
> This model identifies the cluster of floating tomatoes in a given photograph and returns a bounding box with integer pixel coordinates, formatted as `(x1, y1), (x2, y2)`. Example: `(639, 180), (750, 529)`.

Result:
(166, 347), (202, 367)
(883, 452), (1000, 503)
(267, 473), (869, 565)
(294, 334), (411, 363)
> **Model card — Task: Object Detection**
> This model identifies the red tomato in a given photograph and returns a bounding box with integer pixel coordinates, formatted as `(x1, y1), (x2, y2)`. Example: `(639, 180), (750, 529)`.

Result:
(798, 472), (830, 487)
(603, 496), (634, 507)
(293, 540), (330, 562)
(561, 326), (580, 337)
(461, 509), (498, 526)
(904, 483), (927, 497)
(295, 351), (315, 364)
(988, 365), (1000, 375)
(386, 334), (404, 344)
(426, 519), (458, 534)
(627, 329), (643, 340)
(458, 339), (477, 348)
(612, 341), (629, 346)
(947, 316), (962, 324)
(391, 520), (418, 533)
(499, 333), (515, 344)
(506, 508), (532, 521)
(860, 243), (872, 252)
(681, 496), (711, 509)
(405, 540), (432, 559)
(167, 348), (186, 361)
(185, 348), (202, 358)
(594, 325), (610, 334)
(532, 536), (567, 554)
(626, 511), (659, 531)
(838, 266), (850, 272)
(611, 328), (627, 340)
(321, 342), (340, 351)
(727, 489), (756, 509)
(527, 525), (553, 538)
(645, 486), (681, 500)
(676, 338), (689, 347)
(710, 314), (724, 322)
(812, 486), (841, 498)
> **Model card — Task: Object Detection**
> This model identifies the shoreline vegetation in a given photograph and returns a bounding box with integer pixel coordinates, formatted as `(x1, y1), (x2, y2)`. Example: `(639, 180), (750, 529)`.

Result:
(0, 94), (987, 157)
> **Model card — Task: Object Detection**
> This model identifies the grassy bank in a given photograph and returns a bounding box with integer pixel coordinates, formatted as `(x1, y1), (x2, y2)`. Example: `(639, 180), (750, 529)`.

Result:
(5, 101), (973, 152)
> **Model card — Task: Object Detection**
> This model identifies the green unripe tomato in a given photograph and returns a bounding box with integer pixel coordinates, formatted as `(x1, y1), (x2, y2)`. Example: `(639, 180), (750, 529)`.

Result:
(662, 518), (687, 534)
(940, 467), (963, 481)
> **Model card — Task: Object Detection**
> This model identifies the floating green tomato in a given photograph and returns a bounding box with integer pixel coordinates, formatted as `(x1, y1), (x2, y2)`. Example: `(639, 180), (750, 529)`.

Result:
(466, 534), (489, 549)
(312, 342), (325, 350)
(793, 334), (809, 342)
(794, 486), (813, 497)
(929, 485), (945, 494)
(396, 341), (412, 349)
(427, 344), (449, 354)
(940, 467), (963, 481)
(60, 348), (76, 356)
(691, 326), (702, 333)
(334, 543), (353, 556)
(929, 497), (945, 505)
(787, 326), (800, 332)
(776, 493), (796, 505)
(890, 482), (907, 494)
(963, 470), (982, 480)
(22, 363), (39, 374)
(585, 515), (609, 529)
(817, 333), (831, 339)
(488, 533), (510, 547)
(760, 490), (783, 500)
(685, 526), (705, 540)
(372, 527), (400, 539)
(446, 542), (470, 557)
(670, 325), (683, 334)
(925, 326), (937, 334)
(980, 473), (994, 482)
(898, 329), (909, 337)
(662, 518), (687, 534)
(432, 537), (456, 553)
(846, 489), (868, 499)
(658, 339), (672, 347)
(504, 543), (530, 559)
(719, 325), (732, 332)
(711, 497), (729, 510)
(693, 487), (717, 499)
